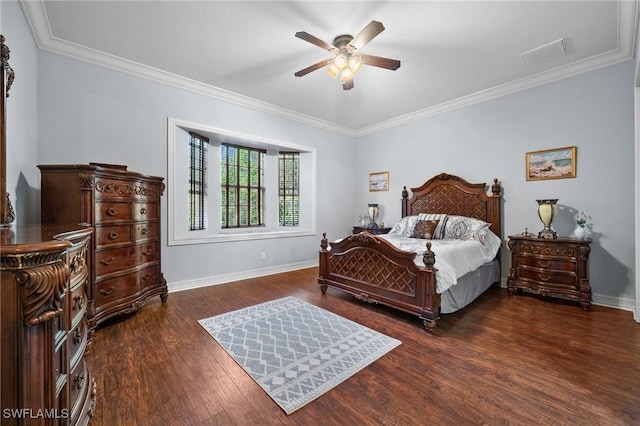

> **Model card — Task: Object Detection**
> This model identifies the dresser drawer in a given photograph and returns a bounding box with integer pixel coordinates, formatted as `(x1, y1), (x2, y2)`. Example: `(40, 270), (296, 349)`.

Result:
(516, 266), (578, 287)
(69, 360), (89, 419)
(95, 177), (160, 200)
(95, 224), (133, 247)
(134, 202), (159, 221)
(94, 265), (159, 308)
(68, 319), (88, 370)
(134, 222), (159, 241)
(515, 255), (576, 272)
(95, 241), (159, 277)
(95, 201), (132, 223)
(69, 281), (88, 327)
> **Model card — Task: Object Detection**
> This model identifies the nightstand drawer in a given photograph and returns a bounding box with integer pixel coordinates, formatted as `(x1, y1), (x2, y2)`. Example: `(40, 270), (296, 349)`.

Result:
(518, 241), (577, 258)
(516, 266), (578, 287)
(515, 255), (576, 272)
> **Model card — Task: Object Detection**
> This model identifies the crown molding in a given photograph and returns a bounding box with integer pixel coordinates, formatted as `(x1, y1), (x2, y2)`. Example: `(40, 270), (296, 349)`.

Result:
(20, 0), (638, 138)
(357, 0), (639, 136)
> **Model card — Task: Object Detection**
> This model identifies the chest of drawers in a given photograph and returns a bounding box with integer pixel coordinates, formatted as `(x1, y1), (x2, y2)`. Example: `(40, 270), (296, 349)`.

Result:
(1, 224), (95, 425)
(506, 235), (591, 310)
(39, 163), (168, 335)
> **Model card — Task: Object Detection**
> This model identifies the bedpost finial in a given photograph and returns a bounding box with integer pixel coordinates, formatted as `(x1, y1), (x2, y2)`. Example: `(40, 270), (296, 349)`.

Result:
(423, 242), (436, 269)
(402, 186), (408, 199)
(320, 233), (328, 250)
(491, 178), (501, 196)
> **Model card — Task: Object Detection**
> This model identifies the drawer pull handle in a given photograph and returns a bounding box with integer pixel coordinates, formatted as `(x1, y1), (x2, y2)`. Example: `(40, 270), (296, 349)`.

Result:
(142, 249), (152, 256)
(538, 261), (550, 268)
(106, 208), (117, 216)
(74, 374), (85, 390)
(538, 274), (551, 282)
(74, 295), (85, 309)
(100, 257), (115, 265)
(142, 273), (153, 281)
(74, 328), (82, 344)
(140, 207), (148, 215)
(141, 227), (148, 235)
(108, 231), (118, 240)
(100, 287), (114, 296)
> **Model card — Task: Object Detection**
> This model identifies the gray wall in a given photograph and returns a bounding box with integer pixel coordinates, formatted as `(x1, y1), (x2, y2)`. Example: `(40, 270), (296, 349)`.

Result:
(355, 61), (636, 306)
(2, 0), (39, 224)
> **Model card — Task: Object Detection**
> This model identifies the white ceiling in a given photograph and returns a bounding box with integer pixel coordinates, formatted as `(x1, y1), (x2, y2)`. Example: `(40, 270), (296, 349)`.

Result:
(20, 1), (639, 136)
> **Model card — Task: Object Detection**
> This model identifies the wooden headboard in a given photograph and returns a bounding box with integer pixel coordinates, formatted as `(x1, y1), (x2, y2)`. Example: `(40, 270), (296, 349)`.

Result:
(401, 172), (502, 239)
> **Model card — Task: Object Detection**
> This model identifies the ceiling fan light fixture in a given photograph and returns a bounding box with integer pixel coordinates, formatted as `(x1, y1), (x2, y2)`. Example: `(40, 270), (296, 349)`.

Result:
(341, 67), (354, 81)
(334, 54), (347, 70)
(327, 64), (339, 78)
(348, 56), (362, 74)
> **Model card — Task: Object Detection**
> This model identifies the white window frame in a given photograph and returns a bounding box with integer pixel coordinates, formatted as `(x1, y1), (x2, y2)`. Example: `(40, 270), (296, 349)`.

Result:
(167, 117), (317, 245)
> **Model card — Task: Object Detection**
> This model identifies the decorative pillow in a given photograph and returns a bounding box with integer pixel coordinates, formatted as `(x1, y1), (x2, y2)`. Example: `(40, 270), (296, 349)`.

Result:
(416, 213), (448, 239)
(388, 215), (420, 237)
(444, 215), (491, 243)
(411, 219), (440, 239)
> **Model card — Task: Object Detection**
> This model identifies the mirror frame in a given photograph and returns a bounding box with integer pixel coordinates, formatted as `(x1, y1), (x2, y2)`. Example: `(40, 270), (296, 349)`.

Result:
(1, 35), (15, 225)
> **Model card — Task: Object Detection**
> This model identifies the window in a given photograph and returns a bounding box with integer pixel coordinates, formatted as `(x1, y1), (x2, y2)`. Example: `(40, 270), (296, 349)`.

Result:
(279, 152), (299, 226)
(168, 118), (316, 245)
(221, 144), (265, 228)
(189, 133), (208, 231)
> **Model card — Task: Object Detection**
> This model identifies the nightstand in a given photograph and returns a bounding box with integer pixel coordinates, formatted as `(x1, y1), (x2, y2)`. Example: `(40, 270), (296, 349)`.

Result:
(352, 226), (392, 235)
(507, 235), (592, 310)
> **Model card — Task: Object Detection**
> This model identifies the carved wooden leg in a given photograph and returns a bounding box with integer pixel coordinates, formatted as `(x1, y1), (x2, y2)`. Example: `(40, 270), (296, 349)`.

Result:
(160, 292), (168, 302)
(423, 319), (436, 330)
(320, 284), (327, 294)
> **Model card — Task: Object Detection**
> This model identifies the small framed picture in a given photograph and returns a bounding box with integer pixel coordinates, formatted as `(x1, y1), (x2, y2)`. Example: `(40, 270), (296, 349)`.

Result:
(369, 171), (389, 191)
(526, 146), (577, 181)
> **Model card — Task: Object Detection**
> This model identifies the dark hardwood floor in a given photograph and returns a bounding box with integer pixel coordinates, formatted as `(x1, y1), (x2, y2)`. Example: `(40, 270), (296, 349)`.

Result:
(85, 268), (640, 425)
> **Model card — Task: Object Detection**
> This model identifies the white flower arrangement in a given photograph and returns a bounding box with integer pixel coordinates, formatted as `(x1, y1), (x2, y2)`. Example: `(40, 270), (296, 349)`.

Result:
(575, 212), (589, 228)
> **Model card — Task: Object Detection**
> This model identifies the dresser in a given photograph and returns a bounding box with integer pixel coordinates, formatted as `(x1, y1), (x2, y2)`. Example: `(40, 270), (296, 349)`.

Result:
(1, 224), (96, 425)
(507, 235), (591, 310)
(39, 163), (168, 334)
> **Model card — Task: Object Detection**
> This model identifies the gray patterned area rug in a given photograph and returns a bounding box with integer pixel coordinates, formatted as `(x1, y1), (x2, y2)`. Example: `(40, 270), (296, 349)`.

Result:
(198, 296), (401, 414)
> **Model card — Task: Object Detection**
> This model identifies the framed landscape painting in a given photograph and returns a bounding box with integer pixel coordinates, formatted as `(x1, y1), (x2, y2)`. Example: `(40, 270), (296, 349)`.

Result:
(369, 171), (389, 191)
(526, 146), (577, 181)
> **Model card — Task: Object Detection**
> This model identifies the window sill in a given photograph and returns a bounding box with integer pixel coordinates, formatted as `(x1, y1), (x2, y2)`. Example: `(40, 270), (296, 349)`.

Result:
(168, 228), (316, 246)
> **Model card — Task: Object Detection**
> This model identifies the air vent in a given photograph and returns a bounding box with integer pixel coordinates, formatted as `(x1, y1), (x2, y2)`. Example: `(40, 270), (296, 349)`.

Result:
(521, 38), (566, 66)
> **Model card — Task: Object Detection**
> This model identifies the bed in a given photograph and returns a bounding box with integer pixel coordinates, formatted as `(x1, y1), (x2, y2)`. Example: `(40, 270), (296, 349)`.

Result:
(318, 172), (502, 329)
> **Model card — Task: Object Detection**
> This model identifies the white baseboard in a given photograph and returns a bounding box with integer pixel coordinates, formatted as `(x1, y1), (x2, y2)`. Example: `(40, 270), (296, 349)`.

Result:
(168, 260), (318, 293)
(500, 278), (634, 313)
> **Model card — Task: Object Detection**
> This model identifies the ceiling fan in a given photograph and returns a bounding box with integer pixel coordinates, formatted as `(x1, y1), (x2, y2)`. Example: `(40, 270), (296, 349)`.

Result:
(294, 20), (401, 90)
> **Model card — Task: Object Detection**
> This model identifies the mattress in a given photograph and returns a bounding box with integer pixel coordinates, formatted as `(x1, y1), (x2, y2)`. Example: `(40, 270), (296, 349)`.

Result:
(378, 230), (501, 294)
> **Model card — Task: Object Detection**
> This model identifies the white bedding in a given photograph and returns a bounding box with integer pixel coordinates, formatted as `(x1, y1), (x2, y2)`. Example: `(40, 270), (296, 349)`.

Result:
(377, 231), (501, 294)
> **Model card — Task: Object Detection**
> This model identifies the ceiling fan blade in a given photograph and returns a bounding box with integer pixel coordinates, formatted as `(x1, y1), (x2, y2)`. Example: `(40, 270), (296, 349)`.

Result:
(360, 54), (401, 70)
(348, 20), (385, 52)
(342, 79), (354, 90)
(295, 31), (337, 52)
(294, 59), (331, 77)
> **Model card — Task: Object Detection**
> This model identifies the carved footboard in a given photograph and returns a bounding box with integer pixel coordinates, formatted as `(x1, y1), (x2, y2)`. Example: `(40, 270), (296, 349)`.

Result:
(318, 232), (441, 329)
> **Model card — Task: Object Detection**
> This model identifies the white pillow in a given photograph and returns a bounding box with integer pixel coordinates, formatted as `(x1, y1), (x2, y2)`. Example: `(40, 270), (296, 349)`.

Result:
(388, 215), (419, 237)
(443, 215), (491, 243)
